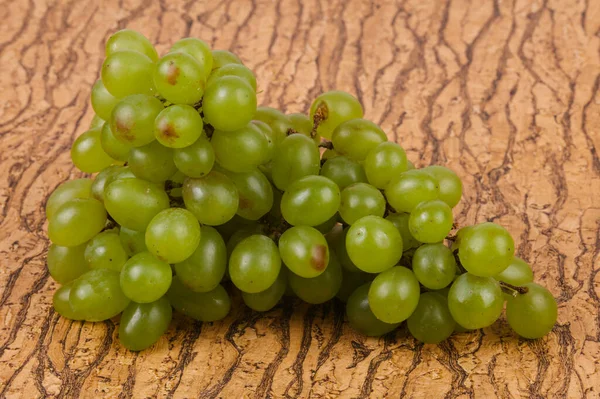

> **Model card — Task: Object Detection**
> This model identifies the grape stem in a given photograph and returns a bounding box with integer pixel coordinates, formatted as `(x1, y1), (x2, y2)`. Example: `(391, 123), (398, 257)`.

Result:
(499, 281), (529, 296)
(451, 249), (529, 296)
(286, 128), (299, 136)
(311, 102), (328, 138)
(102, 218), (117, 232)
(318, 141), (334, 150)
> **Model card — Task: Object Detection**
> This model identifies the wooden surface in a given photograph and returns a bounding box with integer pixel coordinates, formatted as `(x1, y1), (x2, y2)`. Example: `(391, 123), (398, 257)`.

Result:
(1, 0), (599, 397)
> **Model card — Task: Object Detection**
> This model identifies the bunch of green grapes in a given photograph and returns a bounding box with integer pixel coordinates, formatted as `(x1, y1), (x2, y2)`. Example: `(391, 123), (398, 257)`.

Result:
(46, 29), (558, 353)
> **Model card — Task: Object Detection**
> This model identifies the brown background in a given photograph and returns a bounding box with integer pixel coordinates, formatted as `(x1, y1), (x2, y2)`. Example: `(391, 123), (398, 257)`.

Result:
(1, 0), (599, 397)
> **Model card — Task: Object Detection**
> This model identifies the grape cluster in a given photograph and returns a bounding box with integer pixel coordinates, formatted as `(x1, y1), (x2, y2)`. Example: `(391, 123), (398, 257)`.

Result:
(46, 30), (558, 351)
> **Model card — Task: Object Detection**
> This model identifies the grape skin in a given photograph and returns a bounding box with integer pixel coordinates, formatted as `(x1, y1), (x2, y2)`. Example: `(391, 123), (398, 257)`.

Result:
(45, 34), (560, 348)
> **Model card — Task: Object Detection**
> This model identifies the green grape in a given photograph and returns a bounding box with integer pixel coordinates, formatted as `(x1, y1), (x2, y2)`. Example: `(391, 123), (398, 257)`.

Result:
(457, 222), (514, 277)
(288, 113), (313, 134)
(46, 178), (92, 219)
(203, 76), (256, 132)
(128, 141), (177, 183)
(119, 296), (172, 351)
(422, 165), (463, 208)
(215, 214), (258, 242)
(104, 178), (169, 231)
(346, 283), (400, 337)
(120, 252), (172, 303)
(242, 267), (287, 311)
(53, 282), (83, 320)
(336, 270), (373, 302)
(506, 283), (557, 339)
(229, 235), (281, 293)
(71, 128), (116, 173)
(221, 168), (273, 220)
(89, 115), (105, 129)
(251, 120), (276, 162)
(101, 122), (131, 162)
(173, 136), (214, 178)
(211, 50), (242, 69)
(314, 214), (338, 234)
(368, 266), (420, 323)
(103, 166), (137, 190)
(271, 134), (320, 191)
(211, 124), (269, 172)
(90, 167), (116, 203)
(154, 52), (205, 105)
(154, 104), (204, 148)
(207, 63), (257, 91)
(448, 273), (504, 329)
(105, 29), (158, 61)
(287, 113), (321, 144)
(309, 91), (363, 139)
(331, 119), (387, 161)
(69, 269), (130, 321)
(182, 171), (239, 225)
(364, 142), (408, 189)
(225, 224), (263, 257)
(495, 256), (534, 286)
(450, 225), (472, 252)
(101, 50), (155, 98)
(167, 277), (231, 321)
(406, 160), (415, 170)
(281, 176), (340, 226)
(322, 148), (339, 160)
(119, 226), (148, 256)
(339, 183), (386, 225)
(174, 226), (227, 292)
(84, 230), (129, 272)
(320, 156), (368, 190)
(346, 216), (403, 273)
(48, 198), (107, 247)
(145, 208), (201, 264)
(329, 227), (362, 273)
(408, 200), (453, 243)
(412, 243), (456, 289)
(171, 37), (213, 79)
(47, 243), (89, 284)
(407, 292), (456, 344)
(110, 94), (164, 147)
(289, 250), (342, 304)
(91, 80), (120, 121)
(279, 226), (329, 278)
(384, 169), (440, 213)
(253, 107), (291, 143)
(385, 212), (420, 251)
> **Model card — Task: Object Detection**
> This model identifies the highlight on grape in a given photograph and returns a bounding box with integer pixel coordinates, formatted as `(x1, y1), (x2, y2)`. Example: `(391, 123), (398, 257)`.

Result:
(46, 29), (558, 351)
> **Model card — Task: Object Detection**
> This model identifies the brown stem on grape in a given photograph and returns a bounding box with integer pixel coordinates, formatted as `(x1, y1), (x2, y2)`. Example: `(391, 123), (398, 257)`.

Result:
(311, 102), (328, 138)
(446, 234), (457, 246)
(193, 99), (203, 112)
(318, 141), (334, 150)
(102, 218), (117, 232)
(499, 281), (529, 296)
(286, 128), (299, 136)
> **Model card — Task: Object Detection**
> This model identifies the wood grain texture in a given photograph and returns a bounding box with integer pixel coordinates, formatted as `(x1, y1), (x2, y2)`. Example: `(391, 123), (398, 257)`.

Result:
(0, 0), (599, 397)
